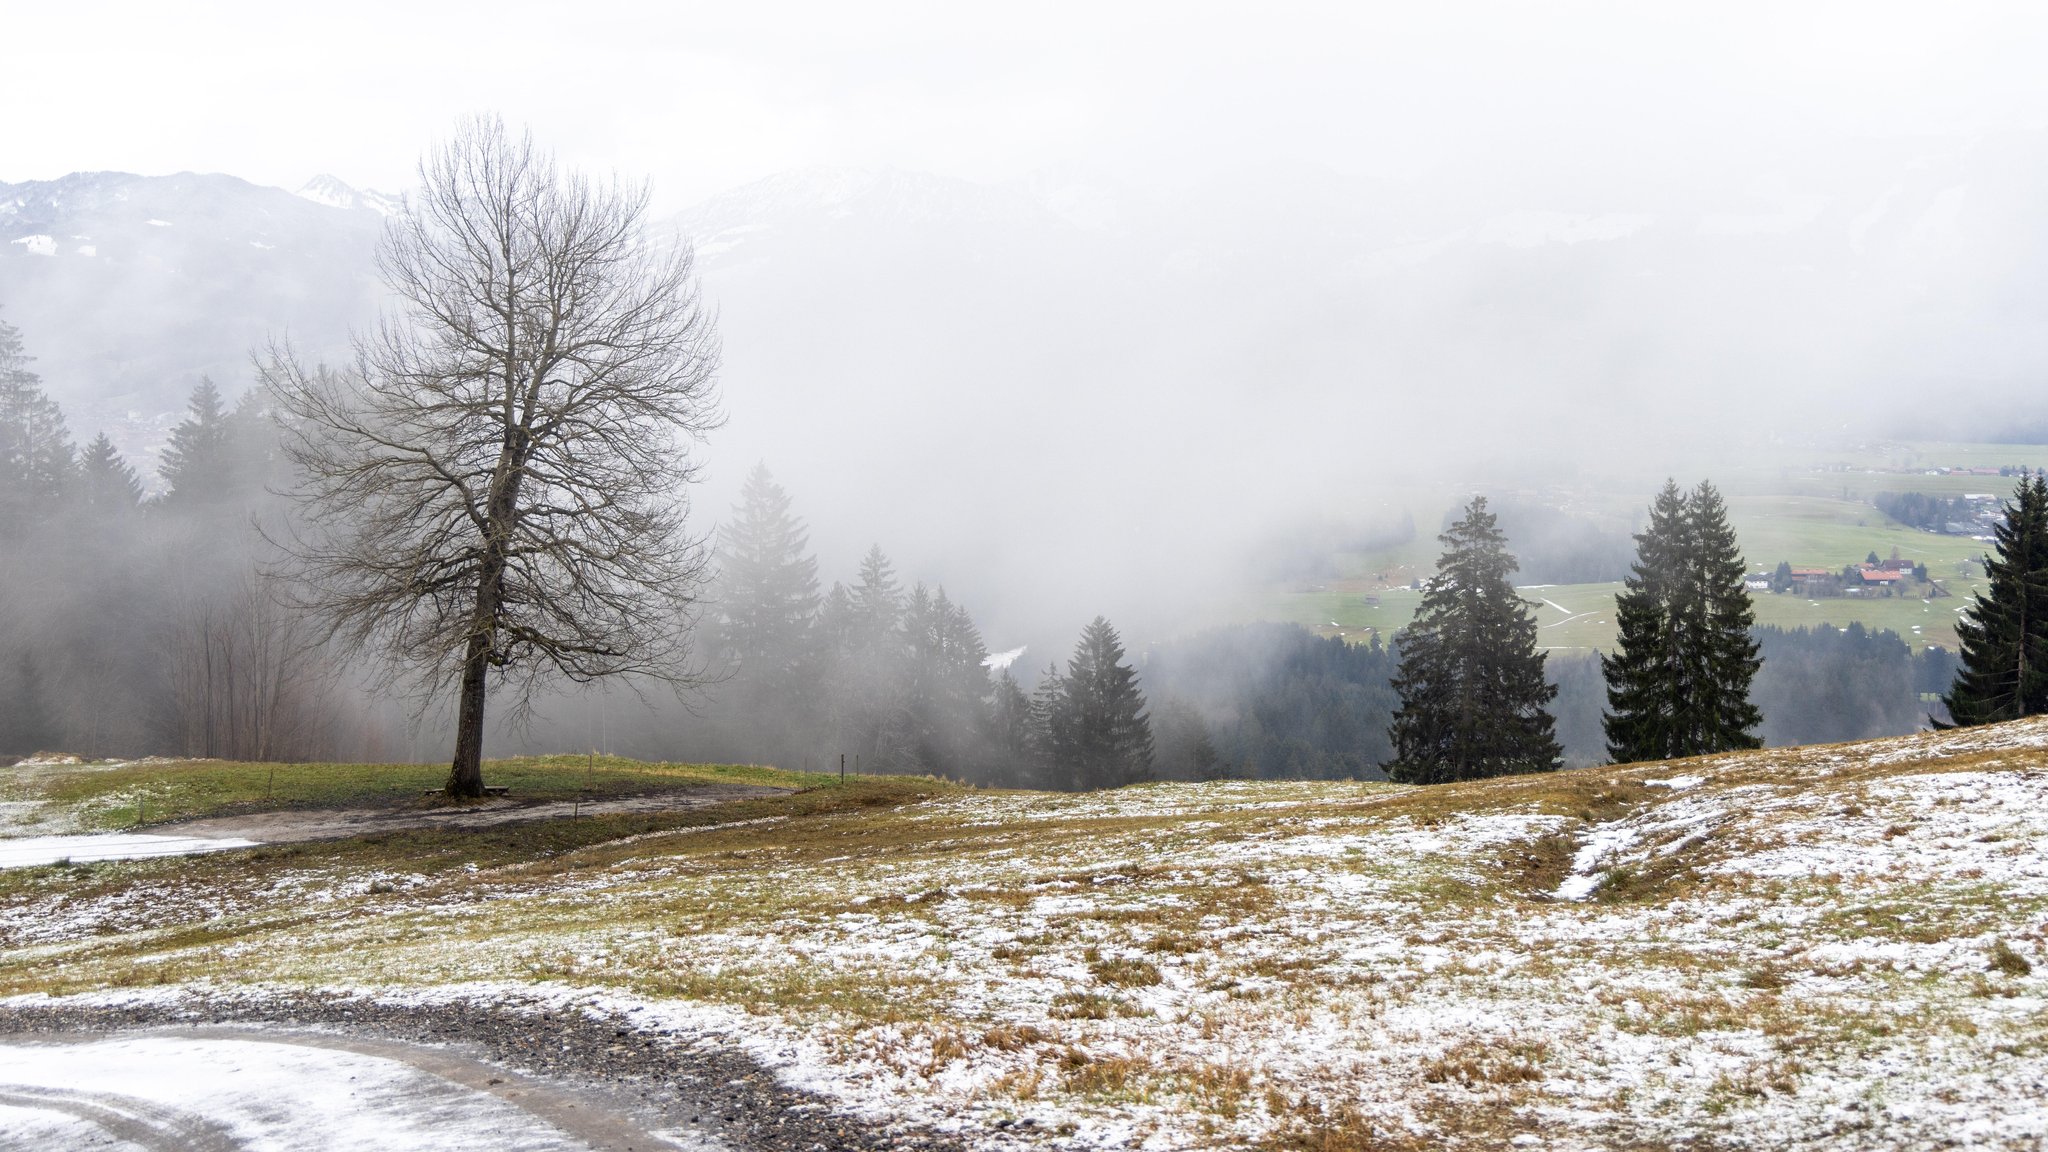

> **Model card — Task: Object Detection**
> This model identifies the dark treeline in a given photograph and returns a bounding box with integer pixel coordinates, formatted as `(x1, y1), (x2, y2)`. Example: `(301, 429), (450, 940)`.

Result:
(0, 312), (1969, 776)
(1139, 623), (1399, 779)
(1752, 624), (1956, 745)
(688, 465), (1155, 790)
(1874, 491), (1975, 533)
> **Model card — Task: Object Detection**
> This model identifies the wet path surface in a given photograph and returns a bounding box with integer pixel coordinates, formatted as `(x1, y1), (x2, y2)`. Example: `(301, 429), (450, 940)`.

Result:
(0, 784), (792, 870)
(0, 1030), (684, 1151)
(0, 994), (968, 1152)
(156, 784), (793, 844)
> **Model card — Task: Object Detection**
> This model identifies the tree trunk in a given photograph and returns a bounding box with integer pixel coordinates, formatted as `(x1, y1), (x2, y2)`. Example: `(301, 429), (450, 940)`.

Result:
(447, 628), (491, 797)
(448, 456), (518, 797)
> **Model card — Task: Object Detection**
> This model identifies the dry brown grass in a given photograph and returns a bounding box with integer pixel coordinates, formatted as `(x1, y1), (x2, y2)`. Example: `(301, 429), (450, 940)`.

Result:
(1419, 1037), (1549, 1087)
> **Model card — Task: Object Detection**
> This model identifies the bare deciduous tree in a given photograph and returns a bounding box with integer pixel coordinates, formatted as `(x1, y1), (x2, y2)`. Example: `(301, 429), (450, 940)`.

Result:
(266, 117), (722, 796)
(166, 577), (336, 762)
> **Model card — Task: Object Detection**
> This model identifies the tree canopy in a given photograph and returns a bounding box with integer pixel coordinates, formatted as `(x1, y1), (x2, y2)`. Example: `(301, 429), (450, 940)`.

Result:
(1942, 475), (2048, 726)
(1385, 496), (1560, 783)
(1603, 479), (1762, 763)
(267, 117), (722, 795)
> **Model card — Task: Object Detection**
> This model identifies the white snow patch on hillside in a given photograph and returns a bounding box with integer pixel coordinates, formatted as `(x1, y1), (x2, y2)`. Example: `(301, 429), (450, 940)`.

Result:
(9, 235), (55, 256)
(1555, 825), (1641, 900)
(0, 833), (260, 870)
(145, 219), (172, 227)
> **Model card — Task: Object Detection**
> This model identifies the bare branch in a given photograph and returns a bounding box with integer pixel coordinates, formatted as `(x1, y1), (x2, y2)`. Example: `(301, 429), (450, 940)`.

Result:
(262, 116), (723, 794)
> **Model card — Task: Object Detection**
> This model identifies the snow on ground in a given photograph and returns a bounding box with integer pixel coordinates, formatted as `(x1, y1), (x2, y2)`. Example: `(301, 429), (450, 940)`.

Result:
(0, 833), (261, 870)
(0, 1034), (596, 1151)
(7, 720), (2048, 1148)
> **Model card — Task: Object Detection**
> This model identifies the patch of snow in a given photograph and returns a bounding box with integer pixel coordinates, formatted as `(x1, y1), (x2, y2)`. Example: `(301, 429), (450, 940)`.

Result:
(1646, 774), (1704, 790)
(982, 645), (1026, 671)
(74, 244), (95, 257)
(0, 833), (261, 870)
(144, 219), (172, 227)
(9, 235), (55, 256)
(295, 175), (401, 216)
(1554, 825), (1642, 901)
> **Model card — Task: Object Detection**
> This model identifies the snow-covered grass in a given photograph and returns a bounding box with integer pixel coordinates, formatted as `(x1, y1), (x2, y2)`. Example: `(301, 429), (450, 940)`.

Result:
(5, 723), (2048, 1149)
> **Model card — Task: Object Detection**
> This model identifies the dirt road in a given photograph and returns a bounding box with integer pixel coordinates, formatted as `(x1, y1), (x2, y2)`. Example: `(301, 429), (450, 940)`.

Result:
(153, 783), (794, 845)
(0, 994), (968, 1152)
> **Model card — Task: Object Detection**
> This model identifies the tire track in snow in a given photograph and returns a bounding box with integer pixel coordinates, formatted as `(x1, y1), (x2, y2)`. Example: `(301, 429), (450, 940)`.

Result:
(0, 1083), (243, 1150)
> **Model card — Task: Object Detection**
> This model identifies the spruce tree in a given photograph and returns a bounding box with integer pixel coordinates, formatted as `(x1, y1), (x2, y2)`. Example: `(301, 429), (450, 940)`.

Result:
(903, 584), (992, 774)
(715, 465), (821, 691)
(1603, 481), (1689, 762)
(1025, 661), (1069, 786)
(712, 464), (823, 757)
(1603, 479), (1762, 762)
(1048, 617), (1155, 790)
(158, 378), (234, 506)
(1942, 475), (2048, 725)
(826, 545), (916, 768)
(1385, 496), (1560, 783)
(76, 433), (143, 515)
(1685, 481), (1763, 752)
(0, 316), (74, 532)
(989, 667), (1034, 782)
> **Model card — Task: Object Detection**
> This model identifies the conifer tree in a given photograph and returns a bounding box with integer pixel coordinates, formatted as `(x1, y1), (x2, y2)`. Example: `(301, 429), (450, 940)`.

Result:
(1685, 481), (1763, 751)
(715, 465), (821, 691)
(1045, 617), (1154, 790)
(1603, 481), (1689, 761)
(1026, 661), (1068, 784)
(823, 545), (917, 768)
(0, 316), (74, 532)
(848, 545), (904, 644)
(1942, 475), (2048, 725)
(1385, 496), (1560, 783)
(75, 433), (143, 515)
(1603, 479), (1762, 762)
(989, 667), (1034, 780)
(158, 378), (234, 506)
(712, 464), (822, 757)
(903, 584), (992, 773)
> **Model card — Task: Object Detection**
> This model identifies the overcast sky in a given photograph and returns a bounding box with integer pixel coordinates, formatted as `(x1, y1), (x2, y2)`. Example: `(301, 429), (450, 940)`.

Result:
(11, 1), (2048, 209)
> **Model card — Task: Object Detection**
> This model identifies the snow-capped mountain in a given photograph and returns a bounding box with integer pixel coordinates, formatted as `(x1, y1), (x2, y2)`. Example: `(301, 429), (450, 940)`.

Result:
(0, 171), (386, 471)
(295, 174), (402, 216)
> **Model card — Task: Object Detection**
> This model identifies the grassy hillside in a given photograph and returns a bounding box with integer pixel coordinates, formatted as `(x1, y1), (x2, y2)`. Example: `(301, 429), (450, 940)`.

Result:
(3, 728), (2045, 1149)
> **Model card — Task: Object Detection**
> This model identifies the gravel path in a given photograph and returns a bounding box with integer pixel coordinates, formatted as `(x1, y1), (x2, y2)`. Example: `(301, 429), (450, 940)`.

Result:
(153, 784), (794, 844)
(0, 992), (974, 1152)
